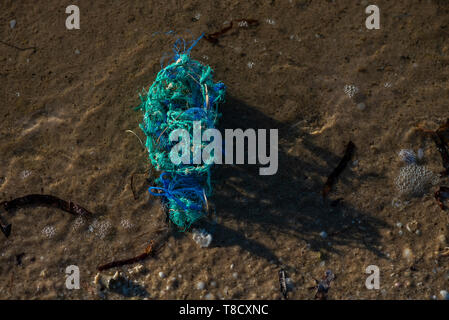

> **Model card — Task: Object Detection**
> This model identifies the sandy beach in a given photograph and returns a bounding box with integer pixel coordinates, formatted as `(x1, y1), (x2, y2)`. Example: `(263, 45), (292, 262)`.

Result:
(1, 0), (449, 299)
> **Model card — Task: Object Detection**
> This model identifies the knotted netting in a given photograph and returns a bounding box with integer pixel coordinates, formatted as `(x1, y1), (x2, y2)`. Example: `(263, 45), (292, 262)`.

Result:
(136, 36), (226, 230)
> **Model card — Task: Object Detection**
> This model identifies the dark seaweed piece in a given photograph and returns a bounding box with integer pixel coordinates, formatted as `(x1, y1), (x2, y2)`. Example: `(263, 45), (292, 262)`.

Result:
(0, 194), (92, 216)
(278, 269), (288, 299)
(97, 241), (155, 272)
(322, 141), (356, 199)
(314, 270), (336, 300)
(330, 198), (344, 207)
(204, 19), (259, 44)
(0, 194), (92, 238)
(435, 186), (449, 211)
(434, 118), (449, 176)
(97, 229), (170, 271)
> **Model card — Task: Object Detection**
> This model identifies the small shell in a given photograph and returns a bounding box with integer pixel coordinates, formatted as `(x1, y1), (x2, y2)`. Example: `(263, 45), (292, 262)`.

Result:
(192, 229), (212, 248)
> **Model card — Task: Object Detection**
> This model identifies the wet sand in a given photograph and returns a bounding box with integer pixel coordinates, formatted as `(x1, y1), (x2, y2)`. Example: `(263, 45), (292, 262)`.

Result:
(1, 0), (449, 299)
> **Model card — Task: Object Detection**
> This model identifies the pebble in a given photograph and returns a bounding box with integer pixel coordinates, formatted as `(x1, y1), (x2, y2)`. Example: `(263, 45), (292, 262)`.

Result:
(417, 148), (424, 160)
(158, 272), (166, 279)
(232, 272), (238, 279)
(320, 231), (328, 239)
(196, 281), (206, 290)
(10, 20), (16, 29)
(205, 293), (214, 300)
(210, 281), (217, 288)
(357, 102), (366, 110)
(75, 49), (80, 55)
(403, 248), (413, 261)
(440, 290), (449, 300)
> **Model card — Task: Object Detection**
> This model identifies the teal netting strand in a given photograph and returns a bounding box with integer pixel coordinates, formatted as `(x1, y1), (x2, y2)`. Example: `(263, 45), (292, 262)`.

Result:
(136, 35), (226, 230)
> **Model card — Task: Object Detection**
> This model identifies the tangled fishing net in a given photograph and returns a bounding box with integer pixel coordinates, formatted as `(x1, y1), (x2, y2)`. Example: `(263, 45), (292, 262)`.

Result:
(137, 36), (226, 230)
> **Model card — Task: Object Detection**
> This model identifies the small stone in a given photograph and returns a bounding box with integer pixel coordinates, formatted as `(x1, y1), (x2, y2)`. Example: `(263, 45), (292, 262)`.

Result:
(320, 231), (327, 239)
(230, 264), (234, 270)
(417, 148), (424, 160)
(75, 49), (80, 55)
(10, 20), (16, 29)
(232, 272), (238, 279)
(403, 248), (413, 261)
(196, 281), (206, 290)
(357, 102), (366, 110)
(210, 281), (217, 288)
(158, 272), (166, 279)
(205, 293), (214, 300)
(440, 290), (449, 300)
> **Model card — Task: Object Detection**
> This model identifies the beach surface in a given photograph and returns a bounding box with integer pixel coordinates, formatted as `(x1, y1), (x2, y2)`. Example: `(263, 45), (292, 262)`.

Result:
(1, 0), (449, 299)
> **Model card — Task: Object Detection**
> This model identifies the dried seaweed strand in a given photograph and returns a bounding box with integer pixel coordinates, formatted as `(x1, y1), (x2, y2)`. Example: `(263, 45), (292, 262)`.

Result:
(97, 229), (170, 271)
(0, 194), (92, 216)
(0, 194), (92, 238)
(97, 241), (155, 271)
(322, 141), (356, 199)
(204, 19), (259, 44)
